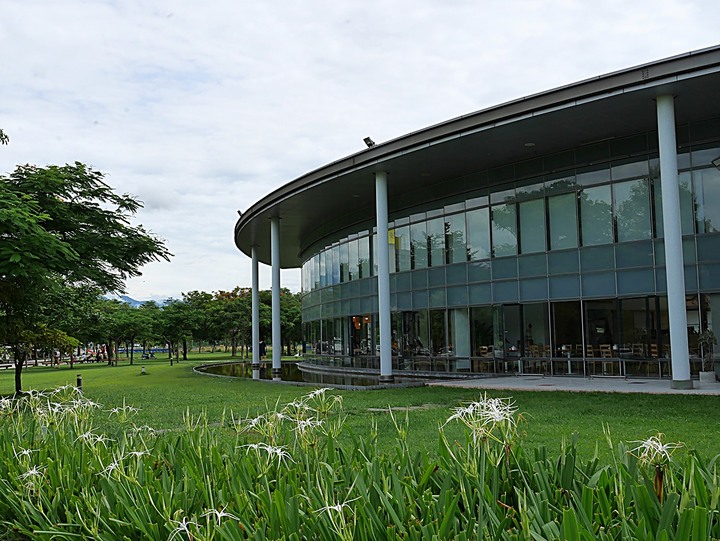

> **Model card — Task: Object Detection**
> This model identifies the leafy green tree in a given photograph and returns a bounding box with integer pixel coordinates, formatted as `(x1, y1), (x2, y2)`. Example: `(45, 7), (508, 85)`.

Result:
(0, 163), (171, 393)
(280, 289), (302, 355)
(182, 291), (217, 352)
(158, 299), (193, 364)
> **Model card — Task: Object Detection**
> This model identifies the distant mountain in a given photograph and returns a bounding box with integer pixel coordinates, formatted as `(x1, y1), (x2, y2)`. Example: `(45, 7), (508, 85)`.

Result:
(105, 294), (169, 307)
(118, 295), (145, 308)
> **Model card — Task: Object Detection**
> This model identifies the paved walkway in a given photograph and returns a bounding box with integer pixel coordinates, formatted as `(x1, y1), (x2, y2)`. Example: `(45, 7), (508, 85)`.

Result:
(427, 375), (720, 395)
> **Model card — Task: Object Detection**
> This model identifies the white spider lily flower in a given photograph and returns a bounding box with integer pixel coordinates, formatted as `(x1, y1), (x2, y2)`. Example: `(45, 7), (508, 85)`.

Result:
(201, 506), (240, 525)
(168, 516), (199, 541)
(315, 497), (360, 514)
(13, 447), (37, 460)
(125, 450), (150, 459)
(293, 418), (324, 434)
(75, 430), (113, 447)
(132, 425), (157, 435)
(108, 405), (140, 415)
(100, 460), (122, 477)
(240, 443), (293, 465)
(72, 397), (102, 409)
(19, 465), (45, 480)
(0, 397), (14, 411)
(306, 388), (332, 400)
(630, 434), (682, 465)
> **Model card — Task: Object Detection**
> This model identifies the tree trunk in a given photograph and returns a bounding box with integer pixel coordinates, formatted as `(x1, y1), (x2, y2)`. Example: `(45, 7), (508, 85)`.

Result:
(231, 335), (237, 357)
(13, 347), (25, 395)
(182, 339), (187, 361)
(129, 336), (135, 365)
(175, 342), (180, 363)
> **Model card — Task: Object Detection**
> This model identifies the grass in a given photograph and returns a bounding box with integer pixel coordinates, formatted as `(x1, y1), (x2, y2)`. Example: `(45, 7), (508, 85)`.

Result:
(1, 351), (719, 462)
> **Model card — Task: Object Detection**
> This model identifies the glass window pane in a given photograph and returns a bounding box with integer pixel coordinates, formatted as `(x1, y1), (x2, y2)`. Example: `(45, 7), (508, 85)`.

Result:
(654, 172), (694, 237)
(313, 254), (320, 290)
(394, 226), (410, 272)
(492, 203), (517, 257)
(410, 221), (428, 269)
(580, 185), (613, 246)
(548, 193), (578, 250)
(694, 168), (720, 234)
(471, 306), (494, 358)
(519, 199), (546, 254)
(358, 237), (370, 278)
(426, 217), (445, 267)
(340, 242), (350, 282)
(331, 246), (340, 285)
(466, 208), (491, 261)
(430, 310), (446, 355)
(617, 269), (655, 295)
(319, 250), (327, 287)
(614, 179), (651, 242)
(445, 214), (467, 264)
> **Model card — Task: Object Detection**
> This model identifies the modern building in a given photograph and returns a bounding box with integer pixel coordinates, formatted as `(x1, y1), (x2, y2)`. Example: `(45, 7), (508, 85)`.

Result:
(234, 46), (720, 389)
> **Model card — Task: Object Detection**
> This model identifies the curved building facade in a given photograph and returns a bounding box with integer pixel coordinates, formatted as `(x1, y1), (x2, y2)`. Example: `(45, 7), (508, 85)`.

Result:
(235, 46), (720, 387)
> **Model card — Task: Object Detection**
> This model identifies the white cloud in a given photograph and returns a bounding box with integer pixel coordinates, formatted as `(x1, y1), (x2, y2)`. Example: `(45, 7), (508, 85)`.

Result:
(2, 0), (719, 299)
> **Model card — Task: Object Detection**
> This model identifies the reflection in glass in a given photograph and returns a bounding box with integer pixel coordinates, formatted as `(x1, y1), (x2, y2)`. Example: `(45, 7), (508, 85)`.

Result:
(340, 242), (349, 283)
(470, 306), (494, 357)
(395, 226), (410, 272)
(552, 301), (583, 356)
(319, 250), (327, 287)
(654, 171), (694, 237)
(410, 221), (428, 269)
(347, 239), (358, 281)
(467, 208), (491, 260)
(430, 310), (446, 355)
(548, 193), (578, 250)
(358, 236), (370, 278)
(426, 217), (445, 267)
(331, 245), (340, 285)
(492, 203), (517, 257)
(445, 214), (467, 264)
(519, 199), (546, 254)
(614, 179), (651, 242)
(694, 168), (720, 233)
(580, 185), (613, 246)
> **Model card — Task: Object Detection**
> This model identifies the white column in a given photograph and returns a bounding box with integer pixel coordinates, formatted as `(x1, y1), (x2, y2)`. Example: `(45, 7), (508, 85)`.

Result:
(375, 171), (393, 382)
(251, 245), (260, 380)
(657, 94), (692, 389)
(271, 216), (282, 381)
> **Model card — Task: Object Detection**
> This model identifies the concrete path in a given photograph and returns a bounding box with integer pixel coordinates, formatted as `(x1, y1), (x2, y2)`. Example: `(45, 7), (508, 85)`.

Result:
(427, 375), (720, 395)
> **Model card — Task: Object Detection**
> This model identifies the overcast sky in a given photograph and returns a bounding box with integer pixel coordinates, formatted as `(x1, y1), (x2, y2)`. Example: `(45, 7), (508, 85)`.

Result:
(2, 0), (719, 301)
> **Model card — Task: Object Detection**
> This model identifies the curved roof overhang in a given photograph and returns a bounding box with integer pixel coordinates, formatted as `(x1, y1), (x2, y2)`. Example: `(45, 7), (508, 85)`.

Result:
(234, 45), (720, 268)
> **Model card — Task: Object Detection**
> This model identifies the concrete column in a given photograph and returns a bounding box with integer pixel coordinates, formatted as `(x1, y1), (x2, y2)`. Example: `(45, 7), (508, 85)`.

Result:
(657, 94), (692, 389)
(271, 216), (282, 381)
(251, 245), (260, 380)
(375, 171), (393, 382)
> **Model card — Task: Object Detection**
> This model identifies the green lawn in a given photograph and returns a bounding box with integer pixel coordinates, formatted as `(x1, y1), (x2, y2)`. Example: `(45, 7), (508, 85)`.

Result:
(2, 351), (719, 461)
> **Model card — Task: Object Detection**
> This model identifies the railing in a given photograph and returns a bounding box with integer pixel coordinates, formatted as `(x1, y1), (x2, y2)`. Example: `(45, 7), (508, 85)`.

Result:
(302, 353), (700, 379)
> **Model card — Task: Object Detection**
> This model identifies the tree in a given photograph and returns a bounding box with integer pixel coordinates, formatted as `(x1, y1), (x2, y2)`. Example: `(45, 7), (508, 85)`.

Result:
(280, 289), (302, 355)
(0, 162), (171, 393)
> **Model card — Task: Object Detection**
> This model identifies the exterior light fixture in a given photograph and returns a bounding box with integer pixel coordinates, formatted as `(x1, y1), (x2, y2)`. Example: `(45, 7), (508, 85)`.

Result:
(363, 137), (375, 148)
(712, 156), (720, 170)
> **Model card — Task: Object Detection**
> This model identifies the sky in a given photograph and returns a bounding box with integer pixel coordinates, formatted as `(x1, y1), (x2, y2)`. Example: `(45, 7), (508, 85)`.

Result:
(2, 0), (719, 301)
